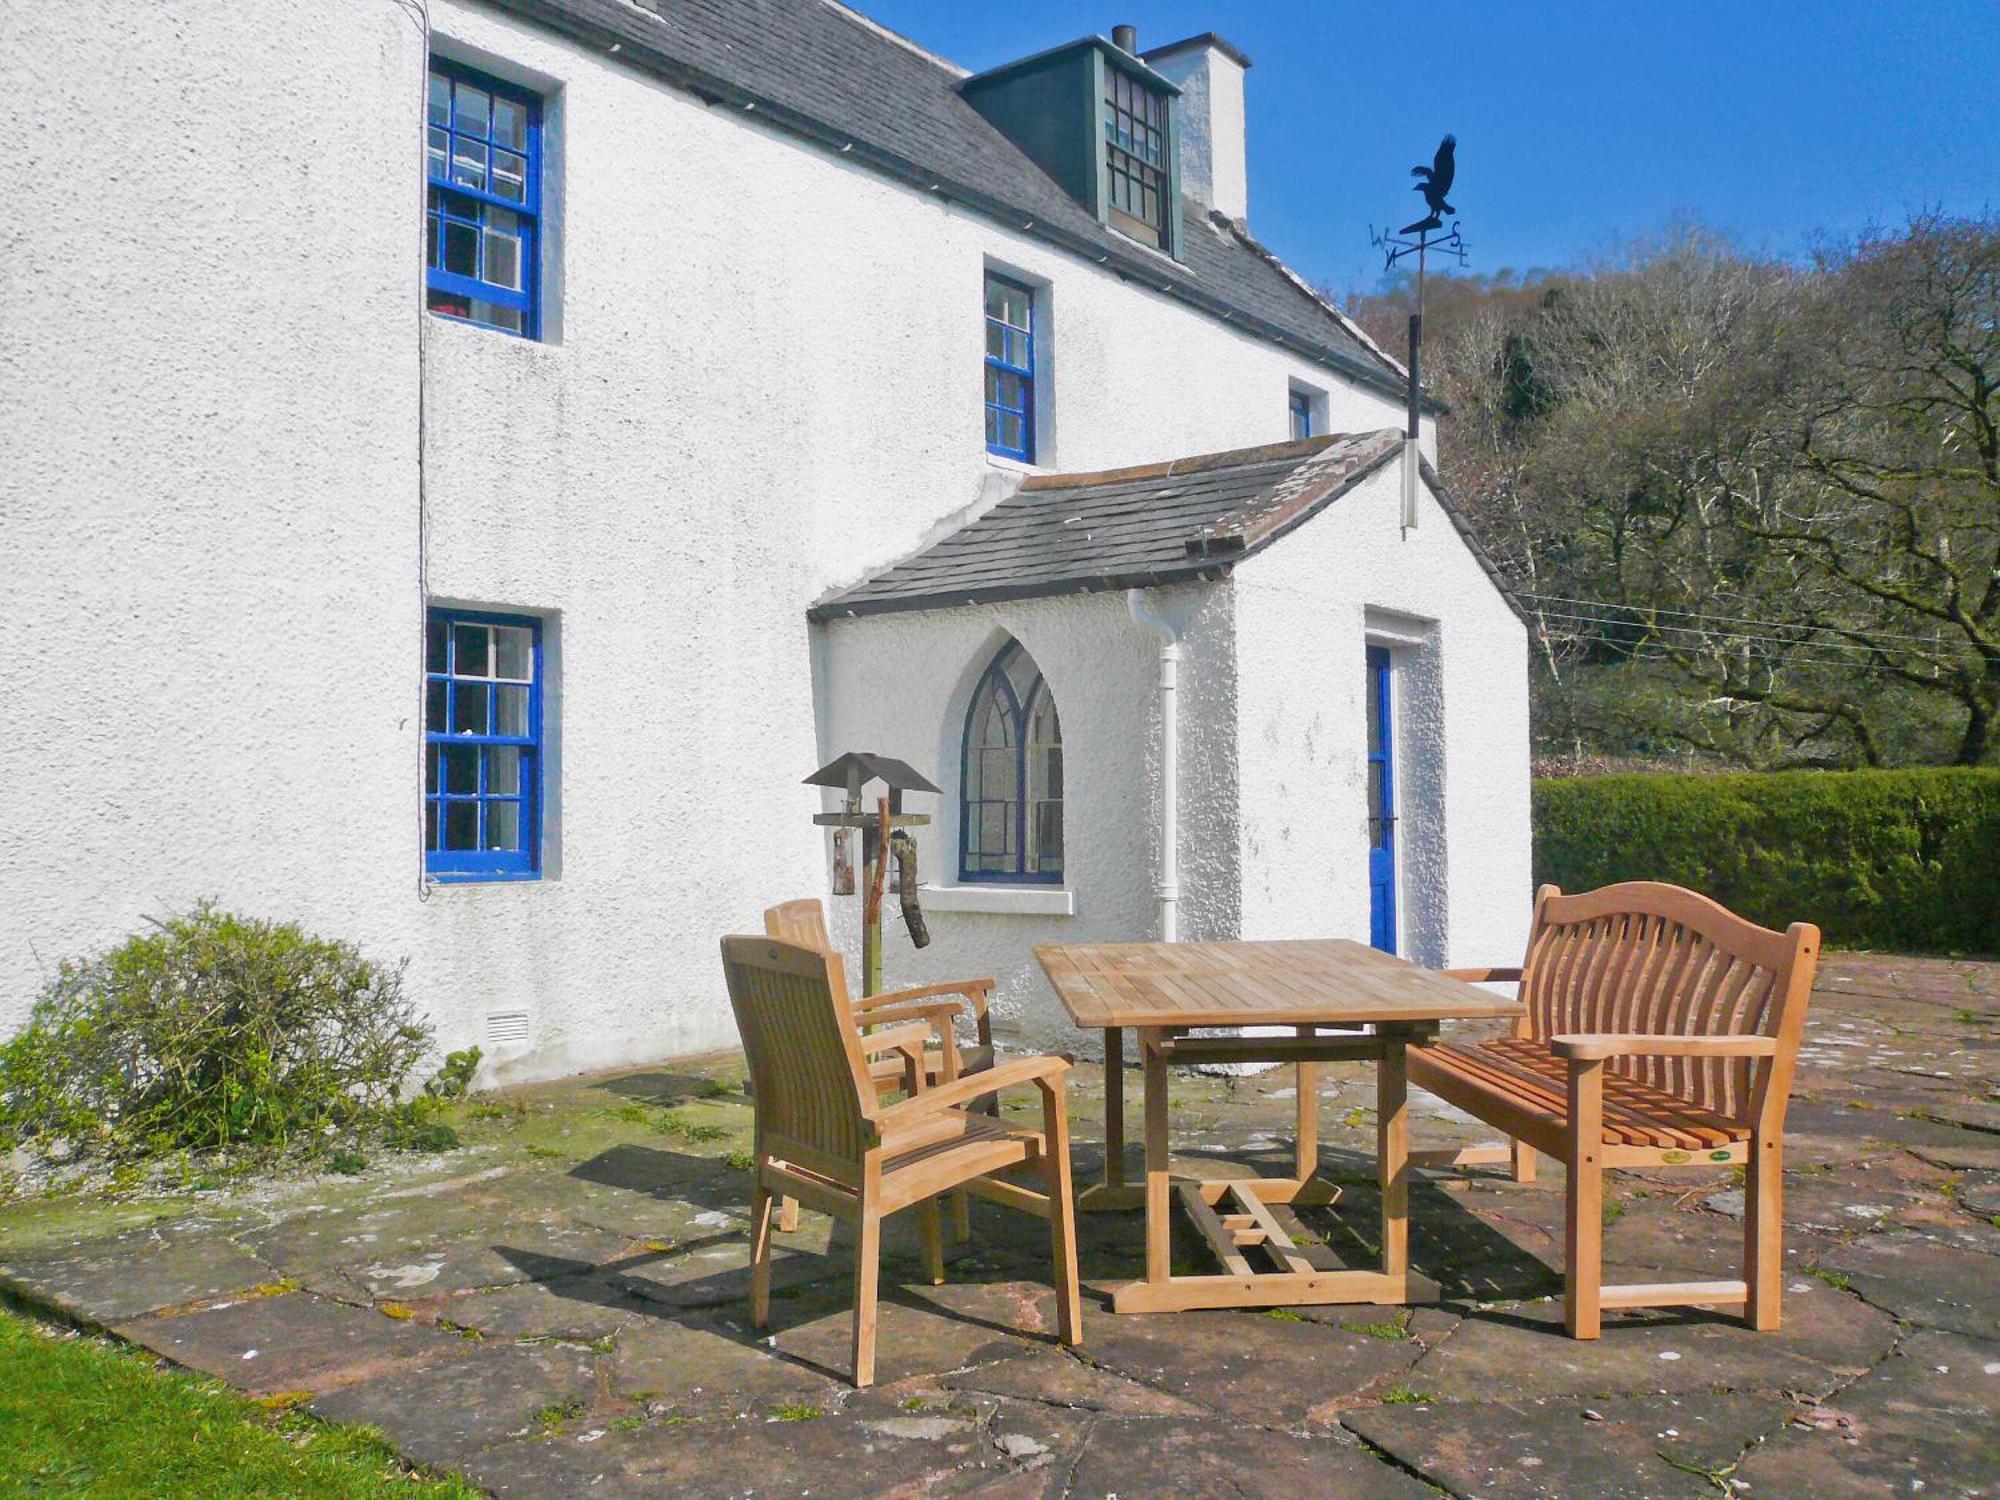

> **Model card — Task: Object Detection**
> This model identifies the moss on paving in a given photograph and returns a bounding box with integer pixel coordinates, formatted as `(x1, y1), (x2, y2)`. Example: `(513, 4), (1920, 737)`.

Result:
(0, 1306), (480, 1498)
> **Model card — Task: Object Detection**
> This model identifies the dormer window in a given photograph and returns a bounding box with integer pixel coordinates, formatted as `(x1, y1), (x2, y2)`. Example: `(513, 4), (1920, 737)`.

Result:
(1103, 69), (1170, 247)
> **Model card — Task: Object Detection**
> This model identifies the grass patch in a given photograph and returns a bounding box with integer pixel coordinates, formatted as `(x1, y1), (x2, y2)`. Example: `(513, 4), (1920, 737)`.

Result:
(1803, 1263), (1853, 1292)
(534, 1399), (588, 1431)
(651, 1111), (728, 1144)
(0, 1307), (477, 1497)
(1260, 1307), (1304, 1322)
(1340, 1312), (1411, 1341)
(1341, 1106), (1367, 1130)
(770, 1404), (823, 1422)
(723, 1150), (756, 1173)
(698, 1079), (737, 1100)
(1378, 1384), (1435, 1405)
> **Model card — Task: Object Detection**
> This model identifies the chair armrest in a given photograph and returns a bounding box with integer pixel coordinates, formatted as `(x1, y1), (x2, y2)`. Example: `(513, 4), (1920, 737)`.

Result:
(854, 978), (995, 1013)
(855, 1000), (966, 1032)
(1441, 967), (1523, 984)
(857, 1023), (936, 1060)
(1548, 1033), (1780, 1061)
(876, 1054), (1070, 1129)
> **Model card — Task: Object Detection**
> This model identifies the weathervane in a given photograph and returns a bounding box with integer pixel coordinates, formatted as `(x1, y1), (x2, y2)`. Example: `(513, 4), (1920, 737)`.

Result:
(1368, 134), (1469, 528)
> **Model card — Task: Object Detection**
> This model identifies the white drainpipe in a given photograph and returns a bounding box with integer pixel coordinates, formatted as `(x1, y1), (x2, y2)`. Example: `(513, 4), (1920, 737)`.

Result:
(1126, 589), (1181, 942)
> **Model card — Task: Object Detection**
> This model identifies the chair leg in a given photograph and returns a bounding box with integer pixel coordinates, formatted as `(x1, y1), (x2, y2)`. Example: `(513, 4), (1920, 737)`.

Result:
(1042, 1079), (1083, 1347)
(851, 1190), (883, 1388)
(777, 1195), (800, 1233)
(919, 1196), (945, 1286)
(1564, 1060), (1604, 1340)
(951, 1189), (971, 1242)
(1744, 1131), (1783, 1331)
(749, 1174), (775, 1329)
(1512, 1139), (1538, 1184)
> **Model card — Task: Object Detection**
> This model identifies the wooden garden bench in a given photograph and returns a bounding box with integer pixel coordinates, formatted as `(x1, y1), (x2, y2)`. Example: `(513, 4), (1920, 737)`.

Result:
(1408, 881), (1820, 1338)
(720, 934), (1081, 1387)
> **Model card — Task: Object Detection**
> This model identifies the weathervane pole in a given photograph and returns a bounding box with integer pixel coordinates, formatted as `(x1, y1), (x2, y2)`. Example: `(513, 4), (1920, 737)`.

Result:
(1371, 134), (1466, 531)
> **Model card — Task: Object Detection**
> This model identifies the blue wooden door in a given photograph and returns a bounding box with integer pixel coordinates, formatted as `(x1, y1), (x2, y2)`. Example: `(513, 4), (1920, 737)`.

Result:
(1366, 646), (1398, 953)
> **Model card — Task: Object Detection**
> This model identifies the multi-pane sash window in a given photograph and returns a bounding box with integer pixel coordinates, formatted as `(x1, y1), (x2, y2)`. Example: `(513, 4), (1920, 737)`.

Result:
(1290, 389), (1315, 440)
(425, 609), (541, 880)
(1104, 68), (1169, 247)
(961, 640), (1063, 883)
(426, 59), (539, 337)
(984, 274), (1035, 462)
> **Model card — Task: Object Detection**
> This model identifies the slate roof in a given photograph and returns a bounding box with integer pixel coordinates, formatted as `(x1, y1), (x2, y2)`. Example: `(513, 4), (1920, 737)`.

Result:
(809, 431), (1408, 619)
(484, 0), (1410, 400)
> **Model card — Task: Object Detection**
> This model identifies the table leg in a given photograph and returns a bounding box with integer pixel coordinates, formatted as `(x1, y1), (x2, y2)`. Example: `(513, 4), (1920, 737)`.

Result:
(1378, 1033), (1409, 1288)
(1143, 1027), (1170, 1287)
(1294, 1026), (1318, 1183)
(1104, 1027), (1125, 1188)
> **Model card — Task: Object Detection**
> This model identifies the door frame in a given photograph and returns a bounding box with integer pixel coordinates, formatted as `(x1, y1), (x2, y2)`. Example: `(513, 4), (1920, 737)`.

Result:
(1365, 642), (1401, 955)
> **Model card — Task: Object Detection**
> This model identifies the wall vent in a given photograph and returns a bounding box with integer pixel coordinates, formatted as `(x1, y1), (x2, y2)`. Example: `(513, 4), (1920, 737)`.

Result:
(485, 1011), (531, 1049)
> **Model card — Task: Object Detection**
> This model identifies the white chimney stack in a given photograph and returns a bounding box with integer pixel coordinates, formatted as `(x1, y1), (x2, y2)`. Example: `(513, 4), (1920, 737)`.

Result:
(1142, 33), (1251, 224)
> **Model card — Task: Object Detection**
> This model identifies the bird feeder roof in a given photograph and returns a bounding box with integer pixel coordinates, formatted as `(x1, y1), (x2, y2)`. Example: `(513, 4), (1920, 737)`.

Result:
(804, 752), (941, 794)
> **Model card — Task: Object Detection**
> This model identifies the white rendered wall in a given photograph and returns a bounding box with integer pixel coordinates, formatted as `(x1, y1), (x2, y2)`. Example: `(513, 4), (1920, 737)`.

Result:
(1230, 465), (1534, 972)
(3, 0), (1441, 1080)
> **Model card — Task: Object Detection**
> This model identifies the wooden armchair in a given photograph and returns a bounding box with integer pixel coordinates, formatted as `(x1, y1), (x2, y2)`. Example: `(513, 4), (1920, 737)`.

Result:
(763, 899), (998, 1097)
(719, 935), (1081, 1388)
(1408, 882), (1820, 1339)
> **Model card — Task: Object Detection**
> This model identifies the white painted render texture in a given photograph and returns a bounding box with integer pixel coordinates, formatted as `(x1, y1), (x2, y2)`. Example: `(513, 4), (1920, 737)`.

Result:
(1, 0), (1507, 1081)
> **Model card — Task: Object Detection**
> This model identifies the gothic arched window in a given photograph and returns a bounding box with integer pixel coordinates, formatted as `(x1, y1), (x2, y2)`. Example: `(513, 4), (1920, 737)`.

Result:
(960, 640), (1063, 883)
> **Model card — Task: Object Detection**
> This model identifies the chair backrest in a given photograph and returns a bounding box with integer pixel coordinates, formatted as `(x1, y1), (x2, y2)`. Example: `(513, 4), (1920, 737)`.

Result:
(764, 898), (832, 951)
(1519, 882), (1821, 1125)
(720, 935), (874, 1177)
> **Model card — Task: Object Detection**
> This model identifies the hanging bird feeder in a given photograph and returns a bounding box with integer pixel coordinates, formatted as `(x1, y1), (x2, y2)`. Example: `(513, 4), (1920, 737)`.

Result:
(804, 752), (939, 996)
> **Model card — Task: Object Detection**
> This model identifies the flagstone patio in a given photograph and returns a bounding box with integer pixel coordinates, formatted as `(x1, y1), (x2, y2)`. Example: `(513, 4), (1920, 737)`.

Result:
(2, 951), (1995, 1497)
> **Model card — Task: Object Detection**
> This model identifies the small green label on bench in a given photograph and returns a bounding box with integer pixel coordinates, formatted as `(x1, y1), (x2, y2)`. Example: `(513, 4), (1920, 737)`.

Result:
(1710, 1150), (1733, 1161)
(1662, 1150), (1690, 1163)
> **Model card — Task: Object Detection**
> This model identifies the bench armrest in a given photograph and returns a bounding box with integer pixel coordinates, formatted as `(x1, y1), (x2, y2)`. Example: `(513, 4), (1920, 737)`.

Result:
(875, 1054), (1070, 1131)
(1548, 1033), (1780, 1061)
(1440, 967), (1523, 984)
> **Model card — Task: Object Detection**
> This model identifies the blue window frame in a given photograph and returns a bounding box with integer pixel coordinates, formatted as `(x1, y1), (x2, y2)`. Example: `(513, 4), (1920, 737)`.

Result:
(960, 640), (1063, 883)
(1290, 388), (1315, 440)
(984, 273), (1035, 462)
(1366, 645), (1398, 953)
(425, 608), (542, 880)
(426, 58), (540, 338)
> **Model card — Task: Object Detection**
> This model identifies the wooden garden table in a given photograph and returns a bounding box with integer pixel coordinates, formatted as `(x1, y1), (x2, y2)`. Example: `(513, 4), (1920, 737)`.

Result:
(1036, 939), (1522, 1314)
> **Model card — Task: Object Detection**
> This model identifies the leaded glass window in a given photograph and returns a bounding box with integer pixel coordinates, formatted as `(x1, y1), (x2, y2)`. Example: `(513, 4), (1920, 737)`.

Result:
(960, 641), (1063, 882)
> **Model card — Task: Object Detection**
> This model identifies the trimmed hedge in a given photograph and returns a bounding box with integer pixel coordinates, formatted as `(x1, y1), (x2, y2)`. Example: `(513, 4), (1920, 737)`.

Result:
(1534, 768), (2000, 955)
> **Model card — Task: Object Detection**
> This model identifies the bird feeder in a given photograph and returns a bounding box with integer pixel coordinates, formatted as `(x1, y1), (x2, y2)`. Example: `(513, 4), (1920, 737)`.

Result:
(804, 752), (939, 996)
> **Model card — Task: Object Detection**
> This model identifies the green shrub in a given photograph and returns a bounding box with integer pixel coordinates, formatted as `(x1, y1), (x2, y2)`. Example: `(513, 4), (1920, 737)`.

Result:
(1534, 768), (2000, 954)
(0, 902), (430, 1162)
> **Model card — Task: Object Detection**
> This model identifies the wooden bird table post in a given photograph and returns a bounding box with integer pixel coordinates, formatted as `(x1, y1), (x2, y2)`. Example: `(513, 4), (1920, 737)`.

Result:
(805, 753), (938, 998)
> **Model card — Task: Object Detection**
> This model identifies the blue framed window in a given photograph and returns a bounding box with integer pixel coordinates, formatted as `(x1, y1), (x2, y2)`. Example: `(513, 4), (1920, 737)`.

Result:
(1290, 388), (1316, 440)
(960, 640), (1063, 883)
(984, 273), (1035, 462)
(426, 59), (540, 338)
(425, 608), (542, 880)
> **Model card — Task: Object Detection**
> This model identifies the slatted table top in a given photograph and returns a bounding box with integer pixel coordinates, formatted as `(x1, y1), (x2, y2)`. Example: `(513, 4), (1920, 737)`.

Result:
(1036, 939), (1524, 1030)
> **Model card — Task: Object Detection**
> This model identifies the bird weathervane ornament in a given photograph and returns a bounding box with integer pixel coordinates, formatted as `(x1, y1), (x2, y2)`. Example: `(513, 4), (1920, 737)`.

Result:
(1369, 134), (1471, 529)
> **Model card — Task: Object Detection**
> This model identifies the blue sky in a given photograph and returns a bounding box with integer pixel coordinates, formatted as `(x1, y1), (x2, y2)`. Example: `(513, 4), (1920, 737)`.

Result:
(850, 1), (2000, 294)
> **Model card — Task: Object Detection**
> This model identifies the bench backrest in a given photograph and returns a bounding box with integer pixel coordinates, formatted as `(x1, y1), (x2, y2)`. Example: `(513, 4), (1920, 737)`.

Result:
(1520, 882), (1821, 1127)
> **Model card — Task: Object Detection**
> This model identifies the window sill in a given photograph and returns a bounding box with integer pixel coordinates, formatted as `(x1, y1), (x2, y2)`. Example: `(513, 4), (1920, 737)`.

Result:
(921, 884), (1074, 917)
(984, 453), (1048, 478)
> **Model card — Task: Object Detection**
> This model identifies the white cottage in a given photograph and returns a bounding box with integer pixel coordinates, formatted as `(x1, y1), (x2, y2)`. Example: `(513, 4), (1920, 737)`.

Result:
(1, 0), (1531, 1078)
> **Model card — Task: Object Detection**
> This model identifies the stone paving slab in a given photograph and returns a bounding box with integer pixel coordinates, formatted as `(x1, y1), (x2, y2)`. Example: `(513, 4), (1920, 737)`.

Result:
(1343, 1390), (1791, 1499)
(0, 1223), (276, 1325)
(116, 1290), (473, 1398)
(1730, 1328), (2000, 1498)
(309, 1340), (604, 1473)
(0, 950), (1995, 1496)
